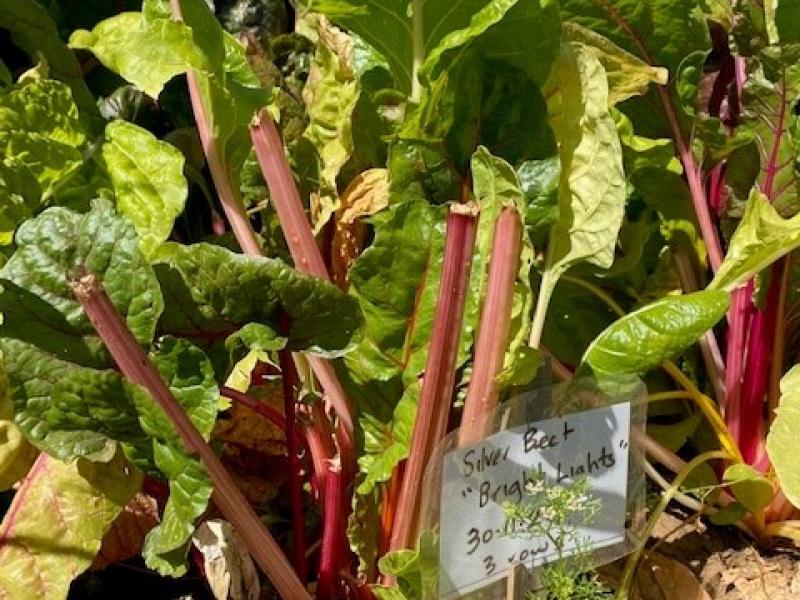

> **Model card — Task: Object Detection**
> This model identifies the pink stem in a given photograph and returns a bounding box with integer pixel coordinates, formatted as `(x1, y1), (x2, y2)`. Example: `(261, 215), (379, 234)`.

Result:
(458, 207), (522, 446)
(249, 110), (355, 445)
(724, 282), (754, 443)
(70, 272), (310, 600)
(169, 0), (262, 256)
(389, 205), (478, 552)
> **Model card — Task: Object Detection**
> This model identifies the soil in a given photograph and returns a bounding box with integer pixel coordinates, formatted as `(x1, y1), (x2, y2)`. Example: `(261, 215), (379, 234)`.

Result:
(602, 509), (800, 600)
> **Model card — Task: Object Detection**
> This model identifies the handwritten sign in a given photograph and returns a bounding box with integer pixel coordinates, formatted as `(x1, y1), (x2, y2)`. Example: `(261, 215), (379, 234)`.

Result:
(438, 403), (631, 599)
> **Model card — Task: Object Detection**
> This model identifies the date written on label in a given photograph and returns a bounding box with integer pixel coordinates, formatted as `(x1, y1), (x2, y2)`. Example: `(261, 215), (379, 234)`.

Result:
(438, 403), (632, 599)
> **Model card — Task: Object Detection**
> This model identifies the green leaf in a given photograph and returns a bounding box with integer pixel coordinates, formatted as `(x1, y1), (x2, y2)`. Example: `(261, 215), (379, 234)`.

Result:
(0, 79), (87, 195)
(561, 22), (667, 106)
(710, 191), (800, 291)
(709, 502), (748, 526)
(0, 158), (43, 246)
(647, 412), (702, 453)
(767, 365), (800, 508)
(533, 42), (626, 339)
(0, 0), (97, 119)
(581, 290), (730, 377)
(69, 11), (207, 99)
(99, 120), (188, 258)
(1, 199), (164, 351)
(302, 17), (360, 232)
(307, 0), (560, 96)
(152, 242), (361, 356)
(0, 452), (141, 600)
(722, 463), (774, 514)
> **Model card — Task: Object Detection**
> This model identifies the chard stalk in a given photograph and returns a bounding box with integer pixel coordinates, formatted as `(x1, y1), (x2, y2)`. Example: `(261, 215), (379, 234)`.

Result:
(280, 344), (308, 582)
(249, 109), (355, 445)
(458, 207), (522, 446)
(389, 205), (478, 551)
(317, 458), (343, 600)
(71, 272), (310, 600)
(169, 0), (262, 257)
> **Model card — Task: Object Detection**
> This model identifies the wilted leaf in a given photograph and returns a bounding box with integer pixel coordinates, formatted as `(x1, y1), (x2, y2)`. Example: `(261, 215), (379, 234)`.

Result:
(92, 492), (160, 570)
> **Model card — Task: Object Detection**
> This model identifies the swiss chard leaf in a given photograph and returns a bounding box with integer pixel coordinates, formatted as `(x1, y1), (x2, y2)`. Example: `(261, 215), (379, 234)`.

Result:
(152, 241), (361, 356)
(581, 290), (730, 377)
(710, 191), (800, 291)
(0, 199), (164, 354)
(767, 364), (800, 509)
(99, 120), (189, 259)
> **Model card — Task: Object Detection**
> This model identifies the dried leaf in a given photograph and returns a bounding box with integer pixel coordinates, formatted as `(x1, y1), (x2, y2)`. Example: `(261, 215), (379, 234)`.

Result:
(331, 168), (390, 287)
(635, 553), (711, 600)
(192, 520), (260, 600)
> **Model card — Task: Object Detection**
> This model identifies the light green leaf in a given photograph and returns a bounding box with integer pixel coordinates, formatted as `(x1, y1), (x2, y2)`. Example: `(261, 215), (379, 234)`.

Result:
(767, 365), (800, 508)
(710, 191), (800, 291)
(69, 12), (207, 99)
(562, 22), (668, 106)
(152, 242), (361, 356)
(581, 290), (730, 377)
(100, 120), (188, 258)
(0, 452), (140, 600)
(302, 17), (360, 232)
(532, 42), (626, 345)
(0, 158), (42, 246)
(722, 463), (774, 514)
(0, 79), (86, 195)
(1, 199), (164, 351)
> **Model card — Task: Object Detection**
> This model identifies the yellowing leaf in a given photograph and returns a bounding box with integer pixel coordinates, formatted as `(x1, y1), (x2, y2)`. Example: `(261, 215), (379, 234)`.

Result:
(302, 16), (360, 232)
(0, 452), (141, 600)
(562, 22), (668, 106)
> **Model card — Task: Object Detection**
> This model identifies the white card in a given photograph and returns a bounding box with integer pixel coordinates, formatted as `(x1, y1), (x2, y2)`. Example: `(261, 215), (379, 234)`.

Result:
(438, 402), (632, 598)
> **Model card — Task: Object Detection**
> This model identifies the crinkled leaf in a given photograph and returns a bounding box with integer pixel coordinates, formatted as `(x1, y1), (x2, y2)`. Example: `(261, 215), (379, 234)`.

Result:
(767, 365), (800, 508)
(0, 452), (140, 600)
(0, 199), (164, 352)
(99, 120), (188, 258)
(0, 356), (36, 490)
(0, 158), (42, 246)
(0, 79), (86, 195)
(69, 12), (207, 99)
(710, 191), (800, 291)
(581, 290), (730, 377)
(152, 242), (360, 356)
(536, 42), (626, 325)
(302, 17), (360, 232)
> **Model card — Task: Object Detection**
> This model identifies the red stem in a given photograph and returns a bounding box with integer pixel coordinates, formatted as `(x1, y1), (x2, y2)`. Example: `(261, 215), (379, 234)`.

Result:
(281, 345), (309, 582)
(317, 461), (343, 600)
(70, 272), (310, 600)
(389, 205), (478, 551)
(458, 207), (522, 446)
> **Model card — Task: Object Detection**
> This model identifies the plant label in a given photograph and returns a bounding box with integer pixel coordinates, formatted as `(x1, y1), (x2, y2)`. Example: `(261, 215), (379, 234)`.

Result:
(438, 402), (632, 598)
